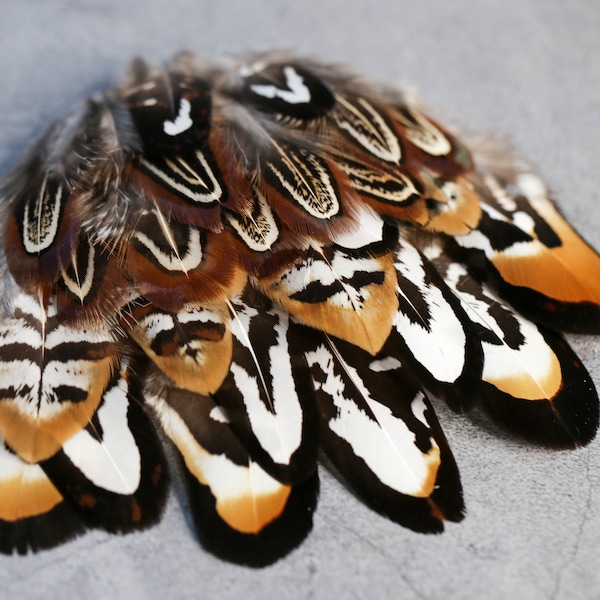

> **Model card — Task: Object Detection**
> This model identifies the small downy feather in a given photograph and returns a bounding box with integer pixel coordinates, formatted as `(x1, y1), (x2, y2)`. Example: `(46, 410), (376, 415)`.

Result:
(0, 51), (599, 566)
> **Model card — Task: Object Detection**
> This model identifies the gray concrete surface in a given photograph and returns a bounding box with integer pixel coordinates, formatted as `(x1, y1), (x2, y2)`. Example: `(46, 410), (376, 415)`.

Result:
(0, 1), (599, 598)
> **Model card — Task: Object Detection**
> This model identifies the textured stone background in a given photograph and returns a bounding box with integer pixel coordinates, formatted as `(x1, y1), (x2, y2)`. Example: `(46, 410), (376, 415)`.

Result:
(0, 1), (599, 598)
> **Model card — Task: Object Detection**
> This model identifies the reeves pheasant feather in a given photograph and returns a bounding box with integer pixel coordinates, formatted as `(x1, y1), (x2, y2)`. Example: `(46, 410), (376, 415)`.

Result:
(0, 52), (598, 566)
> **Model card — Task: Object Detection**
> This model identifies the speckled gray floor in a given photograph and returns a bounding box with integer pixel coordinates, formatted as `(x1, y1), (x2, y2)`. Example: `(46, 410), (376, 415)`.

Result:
(1, 1), (599, 598)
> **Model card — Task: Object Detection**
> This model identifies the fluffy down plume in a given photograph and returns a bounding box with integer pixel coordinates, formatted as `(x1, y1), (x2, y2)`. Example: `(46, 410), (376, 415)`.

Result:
(0, 51), (598, 566)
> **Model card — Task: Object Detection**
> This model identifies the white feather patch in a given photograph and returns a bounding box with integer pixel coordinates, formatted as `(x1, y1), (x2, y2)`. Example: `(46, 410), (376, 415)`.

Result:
(250, 66), (311, 104)
(60, 242), (96, 301)
(394, 240), (466, 383)
(307, 344), (439, 497)
(229, 302), (303, 464)
(443, 261), (561, 398)
(134, 226), (203, 272)
(331, 203), (384, 249)
(163, 98), (193, 136)
(148, 394), (283, 501)
(62, 379), (141, 495)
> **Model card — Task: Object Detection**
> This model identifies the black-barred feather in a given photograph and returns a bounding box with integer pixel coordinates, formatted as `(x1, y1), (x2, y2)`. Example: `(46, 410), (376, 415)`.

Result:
(126, 300), (234, 395)
(0, 52), (599, 565)
(146, 382), (318, 567)
(41, 364), (169, 533)
(417, 234), (600, 446)
(302, 328), (464, 532)
(385, 236), (483, 412)
(0, 291), (121, 464)
(215, 286), (319, 484)
(449, 162), (600, 332)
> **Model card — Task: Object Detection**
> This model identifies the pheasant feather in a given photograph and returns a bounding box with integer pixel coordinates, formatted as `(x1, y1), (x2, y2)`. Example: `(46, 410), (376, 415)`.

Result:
(0, 52), (598, 565)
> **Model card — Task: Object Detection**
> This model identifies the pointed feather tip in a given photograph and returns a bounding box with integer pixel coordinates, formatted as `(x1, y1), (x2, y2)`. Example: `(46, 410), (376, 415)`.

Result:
(351, 485), (465, 535)
(319, 452), (465, 536)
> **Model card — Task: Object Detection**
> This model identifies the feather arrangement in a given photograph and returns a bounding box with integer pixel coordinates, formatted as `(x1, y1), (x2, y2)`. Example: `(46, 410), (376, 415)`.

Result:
(0, 52), (598, 566)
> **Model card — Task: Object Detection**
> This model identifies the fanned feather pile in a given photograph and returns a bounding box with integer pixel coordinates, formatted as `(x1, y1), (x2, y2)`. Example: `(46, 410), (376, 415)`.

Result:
(0, 52), (599, 566)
